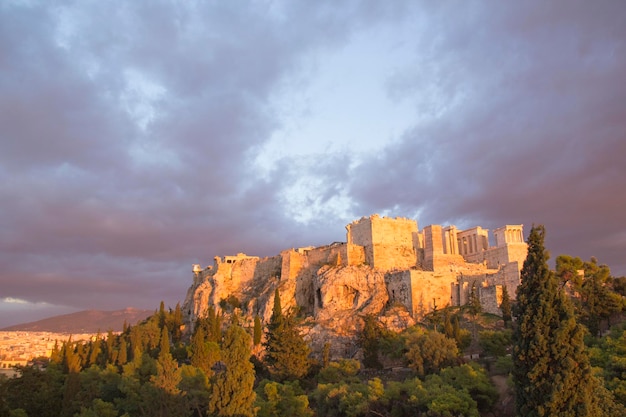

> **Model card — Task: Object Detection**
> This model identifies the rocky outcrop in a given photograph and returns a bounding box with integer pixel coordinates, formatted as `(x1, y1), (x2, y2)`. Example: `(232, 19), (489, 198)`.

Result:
(182, 257), (411, 359)
(182, 215), (525, 359)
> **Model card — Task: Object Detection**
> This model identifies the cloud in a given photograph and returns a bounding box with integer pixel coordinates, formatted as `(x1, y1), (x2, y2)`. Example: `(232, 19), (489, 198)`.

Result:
(0, 1), (625, 327)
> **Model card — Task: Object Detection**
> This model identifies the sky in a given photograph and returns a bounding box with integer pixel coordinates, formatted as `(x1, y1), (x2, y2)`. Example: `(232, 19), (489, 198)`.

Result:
(1, 1), (625, 328)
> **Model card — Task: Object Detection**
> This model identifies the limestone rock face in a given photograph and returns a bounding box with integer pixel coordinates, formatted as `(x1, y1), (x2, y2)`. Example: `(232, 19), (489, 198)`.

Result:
(183, 215), (526, 360)
(183, 260), (395, 359)
(314, 265), (388, 320)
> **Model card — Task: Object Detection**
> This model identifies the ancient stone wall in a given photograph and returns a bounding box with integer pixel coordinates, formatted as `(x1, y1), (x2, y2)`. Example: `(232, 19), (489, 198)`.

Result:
(369, 215), (418, 247)
(347, 215), (419, 270)
(302, 243), (346, 268)
(184, 215), (529, 344)
(346, 216), (373, 246)
(479, 285), (503, 315)
(280, 249), (305, 281)
(387, 270), (459, 318)
(346, 243), (366, 266)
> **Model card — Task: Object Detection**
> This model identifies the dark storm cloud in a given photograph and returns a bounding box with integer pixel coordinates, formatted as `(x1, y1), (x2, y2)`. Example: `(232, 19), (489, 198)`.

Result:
(1, 1), (624, 328)
(347, 1), (626, 273)
(0, 0), (409, 326)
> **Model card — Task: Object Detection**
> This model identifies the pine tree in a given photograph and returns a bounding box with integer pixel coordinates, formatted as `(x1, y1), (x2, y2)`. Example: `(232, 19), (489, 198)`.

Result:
(189, 326), (220, 379)
(209, 314), (256, 417)
(500, 285), (512, 327)
(512, 225), (605, 416)
(263, 289), (310, 381)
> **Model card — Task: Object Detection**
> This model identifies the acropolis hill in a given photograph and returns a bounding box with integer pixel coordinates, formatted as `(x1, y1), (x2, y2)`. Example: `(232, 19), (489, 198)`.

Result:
(183, 214), (527, 355)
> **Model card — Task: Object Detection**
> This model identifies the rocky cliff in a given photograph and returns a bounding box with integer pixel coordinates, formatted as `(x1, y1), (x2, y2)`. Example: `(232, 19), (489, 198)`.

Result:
(182, 254), (415, 359)
(182, 215), (525, 359)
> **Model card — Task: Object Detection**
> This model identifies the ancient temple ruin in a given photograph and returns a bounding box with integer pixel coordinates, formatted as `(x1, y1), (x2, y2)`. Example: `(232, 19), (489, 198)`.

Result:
(186, 215), (527, 324)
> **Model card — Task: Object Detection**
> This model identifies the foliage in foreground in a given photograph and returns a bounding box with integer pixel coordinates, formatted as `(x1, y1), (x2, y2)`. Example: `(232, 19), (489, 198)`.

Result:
(2, 237), (626, 416)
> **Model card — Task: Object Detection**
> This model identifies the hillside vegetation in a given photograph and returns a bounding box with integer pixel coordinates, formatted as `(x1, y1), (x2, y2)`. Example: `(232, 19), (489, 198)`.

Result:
(1, 232), (625, 417)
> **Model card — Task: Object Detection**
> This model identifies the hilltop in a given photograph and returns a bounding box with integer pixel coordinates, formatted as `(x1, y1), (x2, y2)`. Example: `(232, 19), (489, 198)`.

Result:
(0, 308), (153, 333)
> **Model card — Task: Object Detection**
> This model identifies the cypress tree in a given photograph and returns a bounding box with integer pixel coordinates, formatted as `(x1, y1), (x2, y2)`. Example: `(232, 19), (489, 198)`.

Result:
(500, 285), (512, 327)
(264, 289), (310, 381)
(253, 314), (262, 346)
(443, 309), (454, 339)
(512, 225), (605, 416)
(159, 327), (170, 357)
(468, 282), (482, 340)
(169, 302), (184, 343)
(117, 337), (128, 366)
(359, 314), (383, 369)
(87, 333), (102, 366)
(209, 314), (256, 417)
(158, 300), (166, 329)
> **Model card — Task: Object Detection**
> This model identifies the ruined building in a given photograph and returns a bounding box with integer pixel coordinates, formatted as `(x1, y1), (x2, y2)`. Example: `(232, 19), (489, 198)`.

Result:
(183, 215), (527, 354)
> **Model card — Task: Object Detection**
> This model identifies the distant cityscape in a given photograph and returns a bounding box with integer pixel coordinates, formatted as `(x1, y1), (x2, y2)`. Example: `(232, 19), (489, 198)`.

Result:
(0, 331), (98, 378)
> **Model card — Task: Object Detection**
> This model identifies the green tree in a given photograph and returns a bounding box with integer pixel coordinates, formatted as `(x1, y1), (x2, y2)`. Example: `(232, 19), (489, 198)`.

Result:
(512, 225), (607, 416)
(87, 333), (102, 367)
(209, 314), (257, 417)
(467, 281), (482, 340)
(189, 326), (221, 379)
(500, 285), (512, 327)
(478, 330), (512, 357)
(579, 258), (622, 336)
(405, 328), (458, 376)
(1, 365), (65, 417)
(264, 289), (310, 380)
(74, 399), (118, 417)
(117, 337), (128, 366)
(254, 315), (263, 346)
(358, 314), (383, 369)
(179, 364), (211, 416)
(159, 327), (170, 357)
(148, 340), (186, 417)
(439, 363), (498, 412)
(168, 302), (184, 343)
(158, 300), (166, 329)
(442, 309), (454, 339)
(196, 306), (222, 344)
(322, 342), (331, 369)
(256, 380), (313, 417)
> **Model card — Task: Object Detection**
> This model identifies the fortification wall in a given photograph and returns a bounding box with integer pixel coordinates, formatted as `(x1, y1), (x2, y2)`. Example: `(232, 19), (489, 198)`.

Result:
(347, 215), (419, 270)
(302, 243), (346, 268)
(346, 217), (373, 246)
(387, 270), (459, 319)
(500, 261), (522, 293)
(504, 243), (528, 268)
(281, 249), (305, 281)
(370, 215), (418, 246)
(371, 244), (417, 271)
(187, 215), (528, 329)
(430, 254), (467, 272)
(346, 243), (366, 266)
(479, 285), (503, 315)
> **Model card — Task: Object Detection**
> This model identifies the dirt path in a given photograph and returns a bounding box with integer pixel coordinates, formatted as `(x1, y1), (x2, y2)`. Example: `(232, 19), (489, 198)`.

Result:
(489, 375), (515, 417)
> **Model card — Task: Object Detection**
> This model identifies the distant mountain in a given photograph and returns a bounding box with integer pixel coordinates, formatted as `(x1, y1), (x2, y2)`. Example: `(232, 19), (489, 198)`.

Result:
(0, 308), (154, 333)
